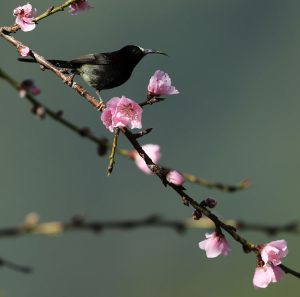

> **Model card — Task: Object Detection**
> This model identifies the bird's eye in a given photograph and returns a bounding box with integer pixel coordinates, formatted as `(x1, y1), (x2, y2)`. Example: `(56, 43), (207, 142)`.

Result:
(138, 46), (145, 52)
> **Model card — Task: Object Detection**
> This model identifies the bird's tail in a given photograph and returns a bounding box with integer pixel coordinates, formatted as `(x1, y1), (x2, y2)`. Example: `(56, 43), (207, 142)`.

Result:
(18, 58), (75, 68)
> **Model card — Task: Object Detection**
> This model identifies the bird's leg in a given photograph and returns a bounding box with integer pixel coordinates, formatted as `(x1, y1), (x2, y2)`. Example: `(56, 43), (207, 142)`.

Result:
(68, 69), (77, 81)
(107, 128), (120, 176)
(96, 90), (105, 111)
(96, 90), (103, 103)
(63, 72), (76, 87)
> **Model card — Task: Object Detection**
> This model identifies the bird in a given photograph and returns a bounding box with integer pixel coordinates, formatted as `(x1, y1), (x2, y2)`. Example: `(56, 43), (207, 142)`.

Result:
(18, 45), (167, 97)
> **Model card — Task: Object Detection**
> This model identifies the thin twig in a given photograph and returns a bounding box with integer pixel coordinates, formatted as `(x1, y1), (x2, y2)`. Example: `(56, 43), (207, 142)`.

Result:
(0, 215), (298, 238)
(0, 27), (298, 278)
(237, 221), (300, 236)
(4, 0), (79, 33)
(185, 218), (300, 236)
(279, 264), (300, 278)
(0, 257), (32, 273)
(0, 215), (186, 237)
(0, 67), (108, 146)
(0, 31), (103, 110)
(139, 96), (165, 107)
(107, 128), (120, 175)
(122, 128), (300, 278)
(0, 67), (246, 192)
(183, 174), (251, 193)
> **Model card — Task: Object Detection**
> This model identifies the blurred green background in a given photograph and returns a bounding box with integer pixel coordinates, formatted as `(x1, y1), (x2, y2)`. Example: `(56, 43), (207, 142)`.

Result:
(0, 0), (299, 296)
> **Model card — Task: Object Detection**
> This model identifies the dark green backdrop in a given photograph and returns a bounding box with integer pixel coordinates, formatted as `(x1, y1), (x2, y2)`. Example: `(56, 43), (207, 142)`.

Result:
(0, 0), (299, 296)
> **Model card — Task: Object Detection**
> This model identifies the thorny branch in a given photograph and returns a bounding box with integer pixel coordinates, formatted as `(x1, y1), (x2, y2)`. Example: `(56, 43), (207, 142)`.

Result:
(0, 0), (299, 280)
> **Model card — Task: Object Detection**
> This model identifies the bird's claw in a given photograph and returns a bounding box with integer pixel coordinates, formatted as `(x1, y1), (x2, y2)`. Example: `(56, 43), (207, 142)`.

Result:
(96, 101), (105, 111)
(63, 74), (75, 87)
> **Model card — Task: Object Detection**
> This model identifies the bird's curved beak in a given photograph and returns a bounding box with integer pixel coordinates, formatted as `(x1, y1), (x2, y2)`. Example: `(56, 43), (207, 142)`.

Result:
(143, 48), (168, 56)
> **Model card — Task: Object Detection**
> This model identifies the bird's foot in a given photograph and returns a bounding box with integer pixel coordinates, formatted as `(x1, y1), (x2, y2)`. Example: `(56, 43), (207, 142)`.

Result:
(63, 73), (76, 87)
(96, 100), (105, 111)
(96, 90), (105, 111)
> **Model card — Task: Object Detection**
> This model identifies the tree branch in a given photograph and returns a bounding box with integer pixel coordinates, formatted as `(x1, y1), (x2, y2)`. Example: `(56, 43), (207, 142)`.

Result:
(0, 66), (247, 192)
(0, 214), (298, 238)
(0, 214), (186, 238)
(3, 0), (79, 33)
(0, 12), (299, 280)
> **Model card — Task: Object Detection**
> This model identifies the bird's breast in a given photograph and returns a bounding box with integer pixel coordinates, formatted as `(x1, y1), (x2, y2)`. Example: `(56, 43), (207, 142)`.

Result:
(78, 64), (133, 91)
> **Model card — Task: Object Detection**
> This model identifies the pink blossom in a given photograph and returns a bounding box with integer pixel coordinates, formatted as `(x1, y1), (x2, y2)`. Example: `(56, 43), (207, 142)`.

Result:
(13, 3), (36, 32)
(19, 79), (41, 98)
(198, 232), (230, 258)
(101, 96), (143, 132)
(133, 144), (161, 175)
(18, 45), (30, 57)
(147, 70), (179, 96)
(260, 240), (288, 266)
(69, 0), (92, 15)
(253, 264), (283, 289)
(166, 170), (185, 186)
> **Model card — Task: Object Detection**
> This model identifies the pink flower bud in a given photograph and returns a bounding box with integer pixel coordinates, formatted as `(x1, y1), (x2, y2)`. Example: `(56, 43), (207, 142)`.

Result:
(13, 3), (37, 32)
(253, 264), (283, 289)
(101, 96), (143, 132)
(204, 197), (218, 208)
(166, 170), (185, 186)
(132, 144), (161, 175)
(69, 0), (92, 15)
(198, 232), (230, 258)
(260, 240), (288, 266)
(147, 70), (179, 97)
(19, 79), (41, 98)
(18, 45), (30, 57)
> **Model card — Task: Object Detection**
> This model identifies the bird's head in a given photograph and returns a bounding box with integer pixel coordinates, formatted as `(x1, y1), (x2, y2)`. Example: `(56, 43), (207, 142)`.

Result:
(120, 45), (167, 61)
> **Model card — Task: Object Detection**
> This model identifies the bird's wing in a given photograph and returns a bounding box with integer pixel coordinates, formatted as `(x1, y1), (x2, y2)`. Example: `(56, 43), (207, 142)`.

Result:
(70, 53), (113, 65)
